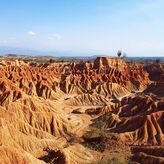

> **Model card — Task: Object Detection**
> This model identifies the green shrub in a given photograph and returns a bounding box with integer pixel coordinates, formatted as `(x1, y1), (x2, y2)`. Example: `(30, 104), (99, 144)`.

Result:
(97, 153), (130, 164)
(83, 115), (118, 152)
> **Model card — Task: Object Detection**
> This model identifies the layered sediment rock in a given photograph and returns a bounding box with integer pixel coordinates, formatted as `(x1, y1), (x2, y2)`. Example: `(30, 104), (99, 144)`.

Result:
(60, 57), (150, 96)
(131, 146), (164, 164)
(90, 95), (164, 145)
(0, 57), (160, 163)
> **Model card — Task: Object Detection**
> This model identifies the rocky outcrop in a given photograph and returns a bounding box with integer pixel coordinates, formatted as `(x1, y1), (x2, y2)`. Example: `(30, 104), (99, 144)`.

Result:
(144, 63), (164, 81)
(131, 146), (164, 164)
(91, 95), (164, 145)
(0, 57), (161, 163)
(144, 82), (164, 97)
(93, 56), (126, 70)
(60, 57), (150, 96)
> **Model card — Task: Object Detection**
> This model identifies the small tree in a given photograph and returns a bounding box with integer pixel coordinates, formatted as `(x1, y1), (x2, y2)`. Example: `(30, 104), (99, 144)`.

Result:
(117, 50), (122, 58)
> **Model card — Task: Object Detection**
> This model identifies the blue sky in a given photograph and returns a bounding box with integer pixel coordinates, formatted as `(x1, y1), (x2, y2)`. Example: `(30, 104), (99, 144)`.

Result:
(0, 0), (164, 56)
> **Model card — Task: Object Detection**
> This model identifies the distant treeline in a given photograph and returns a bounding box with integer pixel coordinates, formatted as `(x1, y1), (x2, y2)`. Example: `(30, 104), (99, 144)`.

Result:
(126, 57), (164, 63)
(0, 54), (164, 64)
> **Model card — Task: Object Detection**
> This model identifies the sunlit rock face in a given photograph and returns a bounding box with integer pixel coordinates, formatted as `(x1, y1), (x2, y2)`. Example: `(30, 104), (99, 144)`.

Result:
(0, 56), (161, 164)
(93, 56), (126, 69)
(59, 57), (150, 95)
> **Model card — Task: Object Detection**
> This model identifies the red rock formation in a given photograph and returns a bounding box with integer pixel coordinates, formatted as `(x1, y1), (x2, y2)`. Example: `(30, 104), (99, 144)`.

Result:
(131, 146), (164, 164)
(0, 57), (161, 163)
(59, 57), (150, 96)
(0, 57), (150, 102)
(91, 95), (164, 145)
(93, 56), (125, 70)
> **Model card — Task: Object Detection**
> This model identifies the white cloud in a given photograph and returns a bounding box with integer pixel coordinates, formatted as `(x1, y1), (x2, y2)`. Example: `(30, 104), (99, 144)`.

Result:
(48, 33), (62, 40)
(48, 33), (62, 41)
(53, 33), (62, 39)
(28, 31), (36, 36)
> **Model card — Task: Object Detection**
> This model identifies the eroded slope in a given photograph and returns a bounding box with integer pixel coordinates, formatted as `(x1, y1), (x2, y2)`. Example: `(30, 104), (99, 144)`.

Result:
(0, 57), (161, 164)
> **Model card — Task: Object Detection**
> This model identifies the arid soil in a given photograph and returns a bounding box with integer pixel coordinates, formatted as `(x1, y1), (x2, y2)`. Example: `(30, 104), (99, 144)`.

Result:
(0, 56), (163, 164)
